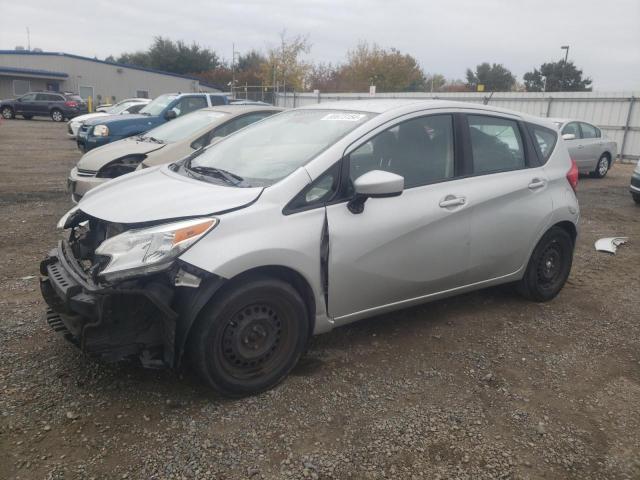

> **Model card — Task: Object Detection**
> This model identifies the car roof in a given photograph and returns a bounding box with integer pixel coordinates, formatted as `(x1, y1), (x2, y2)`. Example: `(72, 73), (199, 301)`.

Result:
(202, 105), (284, 116)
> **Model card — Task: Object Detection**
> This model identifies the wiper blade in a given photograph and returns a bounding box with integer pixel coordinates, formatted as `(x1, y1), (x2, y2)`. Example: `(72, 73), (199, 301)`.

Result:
(188, 166), (244, 185)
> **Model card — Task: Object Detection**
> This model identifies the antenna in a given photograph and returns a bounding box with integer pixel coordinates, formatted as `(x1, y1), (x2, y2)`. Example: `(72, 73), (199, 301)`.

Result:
(26, 27), (30, 51)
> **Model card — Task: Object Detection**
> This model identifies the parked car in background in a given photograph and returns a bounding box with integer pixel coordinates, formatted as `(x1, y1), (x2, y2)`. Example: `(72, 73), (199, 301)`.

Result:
(551, 119), (617, 178)
(42, 100), (580, 396)
(630, 161), (640, 204)
(76, 92), (229, 152)
(67, 99), (151, 138)
(1, 91), (88, 122)
(68, 105), (282, 201)
(95, 98), (149, 113)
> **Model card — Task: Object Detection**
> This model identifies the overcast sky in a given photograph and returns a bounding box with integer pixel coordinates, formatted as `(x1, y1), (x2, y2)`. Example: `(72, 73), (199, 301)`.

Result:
(2, 0), (639, 90)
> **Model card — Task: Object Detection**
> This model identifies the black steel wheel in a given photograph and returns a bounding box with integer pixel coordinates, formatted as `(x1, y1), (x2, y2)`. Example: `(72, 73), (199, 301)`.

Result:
(189, 275), (309, 397)
(517, 227), (574, 302)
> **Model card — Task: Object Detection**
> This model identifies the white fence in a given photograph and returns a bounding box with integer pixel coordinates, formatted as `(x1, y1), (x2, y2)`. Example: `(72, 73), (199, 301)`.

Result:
(275, 91), (640, 162)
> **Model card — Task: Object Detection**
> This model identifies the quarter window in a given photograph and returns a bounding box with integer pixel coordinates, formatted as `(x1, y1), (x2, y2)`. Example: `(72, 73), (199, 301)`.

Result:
(468, 115), (525, 174)
(349, 114), (455, 189)
(580, 122), (597, 139)
(527, 123), (557, 163)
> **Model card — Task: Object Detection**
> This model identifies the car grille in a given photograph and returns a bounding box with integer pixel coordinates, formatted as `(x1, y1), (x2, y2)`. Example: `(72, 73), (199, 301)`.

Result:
(76, 168), (97, 177)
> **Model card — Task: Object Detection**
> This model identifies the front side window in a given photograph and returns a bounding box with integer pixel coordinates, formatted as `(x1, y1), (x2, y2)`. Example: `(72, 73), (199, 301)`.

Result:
(349, 114), (455, 188)
(562, 122), (581, 138)
(35, 93), (49, 101)
(139, 94), (178, 116)
(468, 115), (525, 174)
(19, 93), (36, 102)
(145, 110), (228, 143)
(580, 122), (597, 139)
(188, 109), (374, 186)
(173, 96), (207, 116)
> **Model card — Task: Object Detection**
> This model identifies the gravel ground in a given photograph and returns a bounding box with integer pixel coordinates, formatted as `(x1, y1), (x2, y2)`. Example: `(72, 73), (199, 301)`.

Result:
(1, 118), (639, 480)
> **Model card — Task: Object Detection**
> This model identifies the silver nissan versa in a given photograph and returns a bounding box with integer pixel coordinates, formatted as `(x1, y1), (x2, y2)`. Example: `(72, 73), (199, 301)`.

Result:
(40, 100), (580, 396)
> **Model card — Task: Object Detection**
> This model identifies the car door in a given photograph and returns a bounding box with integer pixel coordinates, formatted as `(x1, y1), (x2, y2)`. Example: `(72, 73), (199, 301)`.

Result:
(326, 113), (471, 322)
(15, 93), (36, 115)
(579, 122), (601, 170)
(34, 93), (52, 115)
(461, 114), (552, 284)
(562, 122), (589, 170)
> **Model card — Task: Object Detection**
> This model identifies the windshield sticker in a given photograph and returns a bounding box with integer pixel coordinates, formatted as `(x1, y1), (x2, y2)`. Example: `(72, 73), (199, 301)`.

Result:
(321, 113), (367, 122)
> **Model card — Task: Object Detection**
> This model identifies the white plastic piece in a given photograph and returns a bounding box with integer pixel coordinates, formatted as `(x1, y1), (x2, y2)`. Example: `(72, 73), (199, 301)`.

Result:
(594, 237), (628, 255)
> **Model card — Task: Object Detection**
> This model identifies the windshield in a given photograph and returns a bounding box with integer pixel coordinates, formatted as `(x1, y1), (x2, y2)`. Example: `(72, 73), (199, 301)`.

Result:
(139, 94), (177, 116)
(145, 110), (228, 143)
(188, 109), (374, 185)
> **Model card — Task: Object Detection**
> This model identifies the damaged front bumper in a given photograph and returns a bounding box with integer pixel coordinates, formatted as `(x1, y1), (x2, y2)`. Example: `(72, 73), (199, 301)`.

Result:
(40, 241), (221, 368)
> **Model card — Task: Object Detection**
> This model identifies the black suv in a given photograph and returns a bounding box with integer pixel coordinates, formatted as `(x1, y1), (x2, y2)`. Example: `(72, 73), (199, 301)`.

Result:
(0, 92), (88, 122)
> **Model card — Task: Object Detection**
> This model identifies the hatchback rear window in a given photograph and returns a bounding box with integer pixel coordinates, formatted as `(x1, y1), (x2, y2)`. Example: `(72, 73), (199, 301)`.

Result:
(527, 123), (557, 164)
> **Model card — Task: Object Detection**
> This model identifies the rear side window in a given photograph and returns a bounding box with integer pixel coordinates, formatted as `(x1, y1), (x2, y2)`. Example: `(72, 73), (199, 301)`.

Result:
(562, 122), (580, 138)
(580, 122), (598, 139)
(467, 115), (525, 174)
(527, 123), (557, 163)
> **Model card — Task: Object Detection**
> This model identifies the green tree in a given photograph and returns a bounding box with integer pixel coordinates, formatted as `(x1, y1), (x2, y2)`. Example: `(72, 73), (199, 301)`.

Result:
(465, 62), (515, 91)
(338, 42), (426, 92)
(523, 61), (592, 92)
(261, 31), (312, 91)
(112, 37), (220, 75)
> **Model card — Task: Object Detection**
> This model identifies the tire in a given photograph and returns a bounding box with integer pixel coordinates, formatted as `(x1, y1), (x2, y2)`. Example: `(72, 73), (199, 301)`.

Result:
(189, 275), (309, 397)
(517, 227), (574, 302)
(1, 106), (14, 119)
(50, 109), (64, 122)
(22, 114), (33, 120)
(592, 155), (610, 178)
(633, 193), (640, 205)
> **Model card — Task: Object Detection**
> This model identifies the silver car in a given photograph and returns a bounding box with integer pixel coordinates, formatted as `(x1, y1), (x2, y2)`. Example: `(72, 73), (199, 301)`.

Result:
(551, 118), (617, 178)
(41, 100), (580, 396)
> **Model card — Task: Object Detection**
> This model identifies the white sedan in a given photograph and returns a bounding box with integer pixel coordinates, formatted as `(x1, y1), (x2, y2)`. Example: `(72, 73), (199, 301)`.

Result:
(66, 99), (150, 138)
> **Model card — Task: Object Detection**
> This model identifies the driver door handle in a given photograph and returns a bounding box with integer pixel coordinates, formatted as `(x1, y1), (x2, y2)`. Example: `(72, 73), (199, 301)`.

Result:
(439, 196), (466, 208)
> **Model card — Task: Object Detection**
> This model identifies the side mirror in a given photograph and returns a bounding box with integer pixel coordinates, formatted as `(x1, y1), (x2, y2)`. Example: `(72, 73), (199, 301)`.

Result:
(348, 170), (404, 214)
(562, 133), (576, 141)
(164, 109), (177, 120)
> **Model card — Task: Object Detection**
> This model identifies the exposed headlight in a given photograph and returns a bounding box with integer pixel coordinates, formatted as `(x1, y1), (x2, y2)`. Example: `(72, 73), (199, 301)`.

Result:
(95, 218), (217, 282)
(96, 155), (146, 178)
(93, 124), (109, 137)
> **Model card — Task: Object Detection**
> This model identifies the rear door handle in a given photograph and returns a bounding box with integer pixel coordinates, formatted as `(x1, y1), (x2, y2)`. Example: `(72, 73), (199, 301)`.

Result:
(528, 178), (546, 190)
(439, 196), (466, 208)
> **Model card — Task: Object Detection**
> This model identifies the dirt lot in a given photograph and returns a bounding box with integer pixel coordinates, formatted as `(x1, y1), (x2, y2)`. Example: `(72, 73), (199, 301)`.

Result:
(0, 118), (639, 480)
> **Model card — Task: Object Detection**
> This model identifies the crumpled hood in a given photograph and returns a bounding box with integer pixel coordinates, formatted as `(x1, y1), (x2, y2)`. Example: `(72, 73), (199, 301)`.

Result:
(77, 165), (263, 224)
(77, 137), (165, 171)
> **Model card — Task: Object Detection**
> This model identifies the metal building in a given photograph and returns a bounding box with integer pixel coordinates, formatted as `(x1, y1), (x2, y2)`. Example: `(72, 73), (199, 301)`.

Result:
(0, 50), (221, 105)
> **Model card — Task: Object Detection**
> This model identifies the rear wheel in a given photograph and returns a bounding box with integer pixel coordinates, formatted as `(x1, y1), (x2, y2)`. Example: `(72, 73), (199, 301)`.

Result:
(50, 109), (64, 122)
(1, 106), (14, 119)
(592, 155), (609, 178)
(517, 227), (574, 302)
(189, 276), (309, 397)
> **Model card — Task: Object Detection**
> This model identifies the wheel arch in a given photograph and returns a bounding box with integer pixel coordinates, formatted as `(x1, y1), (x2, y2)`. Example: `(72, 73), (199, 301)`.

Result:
(553, 220), (577, 245)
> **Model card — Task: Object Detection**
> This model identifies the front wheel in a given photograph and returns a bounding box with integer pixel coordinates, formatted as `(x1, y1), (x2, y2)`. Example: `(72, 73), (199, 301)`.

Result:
(189, 276), (309, 397)
(1, 106), (14, 119)
(592, 155), (609, 178)
(517, 227), (574, 302)
(50, 109), (64, 122)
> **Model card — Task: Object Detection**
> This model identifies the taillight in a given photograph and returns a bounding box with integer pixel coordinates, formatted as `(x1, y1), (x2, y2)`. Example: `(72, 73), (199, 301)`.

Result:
(567, 158), (579, 192)
(64, 101), (78, 108)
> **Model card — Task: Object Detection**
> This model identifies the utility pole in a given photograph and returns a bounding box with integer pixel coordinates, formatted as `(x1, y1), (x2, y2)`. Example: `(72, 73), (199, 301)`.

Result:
(560, 45), (570, 91)
(231, 43), (236, 99)
(26, 27), (30, 51)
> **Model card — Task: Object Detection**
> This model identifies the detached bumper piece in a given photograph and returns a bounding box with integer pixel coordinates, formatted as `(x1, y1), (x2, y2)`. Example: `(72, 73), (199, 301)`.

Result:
(40, 242), (178, 367)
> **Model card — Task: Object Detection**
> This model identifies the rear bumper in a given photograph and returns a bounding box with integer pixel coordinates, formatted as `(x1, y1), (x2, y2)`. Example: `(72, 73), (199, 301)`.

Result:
(40, 242), (178, 367)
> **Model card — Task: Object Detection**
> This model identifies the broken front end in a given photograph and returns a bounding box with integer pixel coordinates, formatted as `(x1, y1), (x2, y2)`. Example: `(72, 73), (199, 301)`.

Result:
(39, 209), (222, 368)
